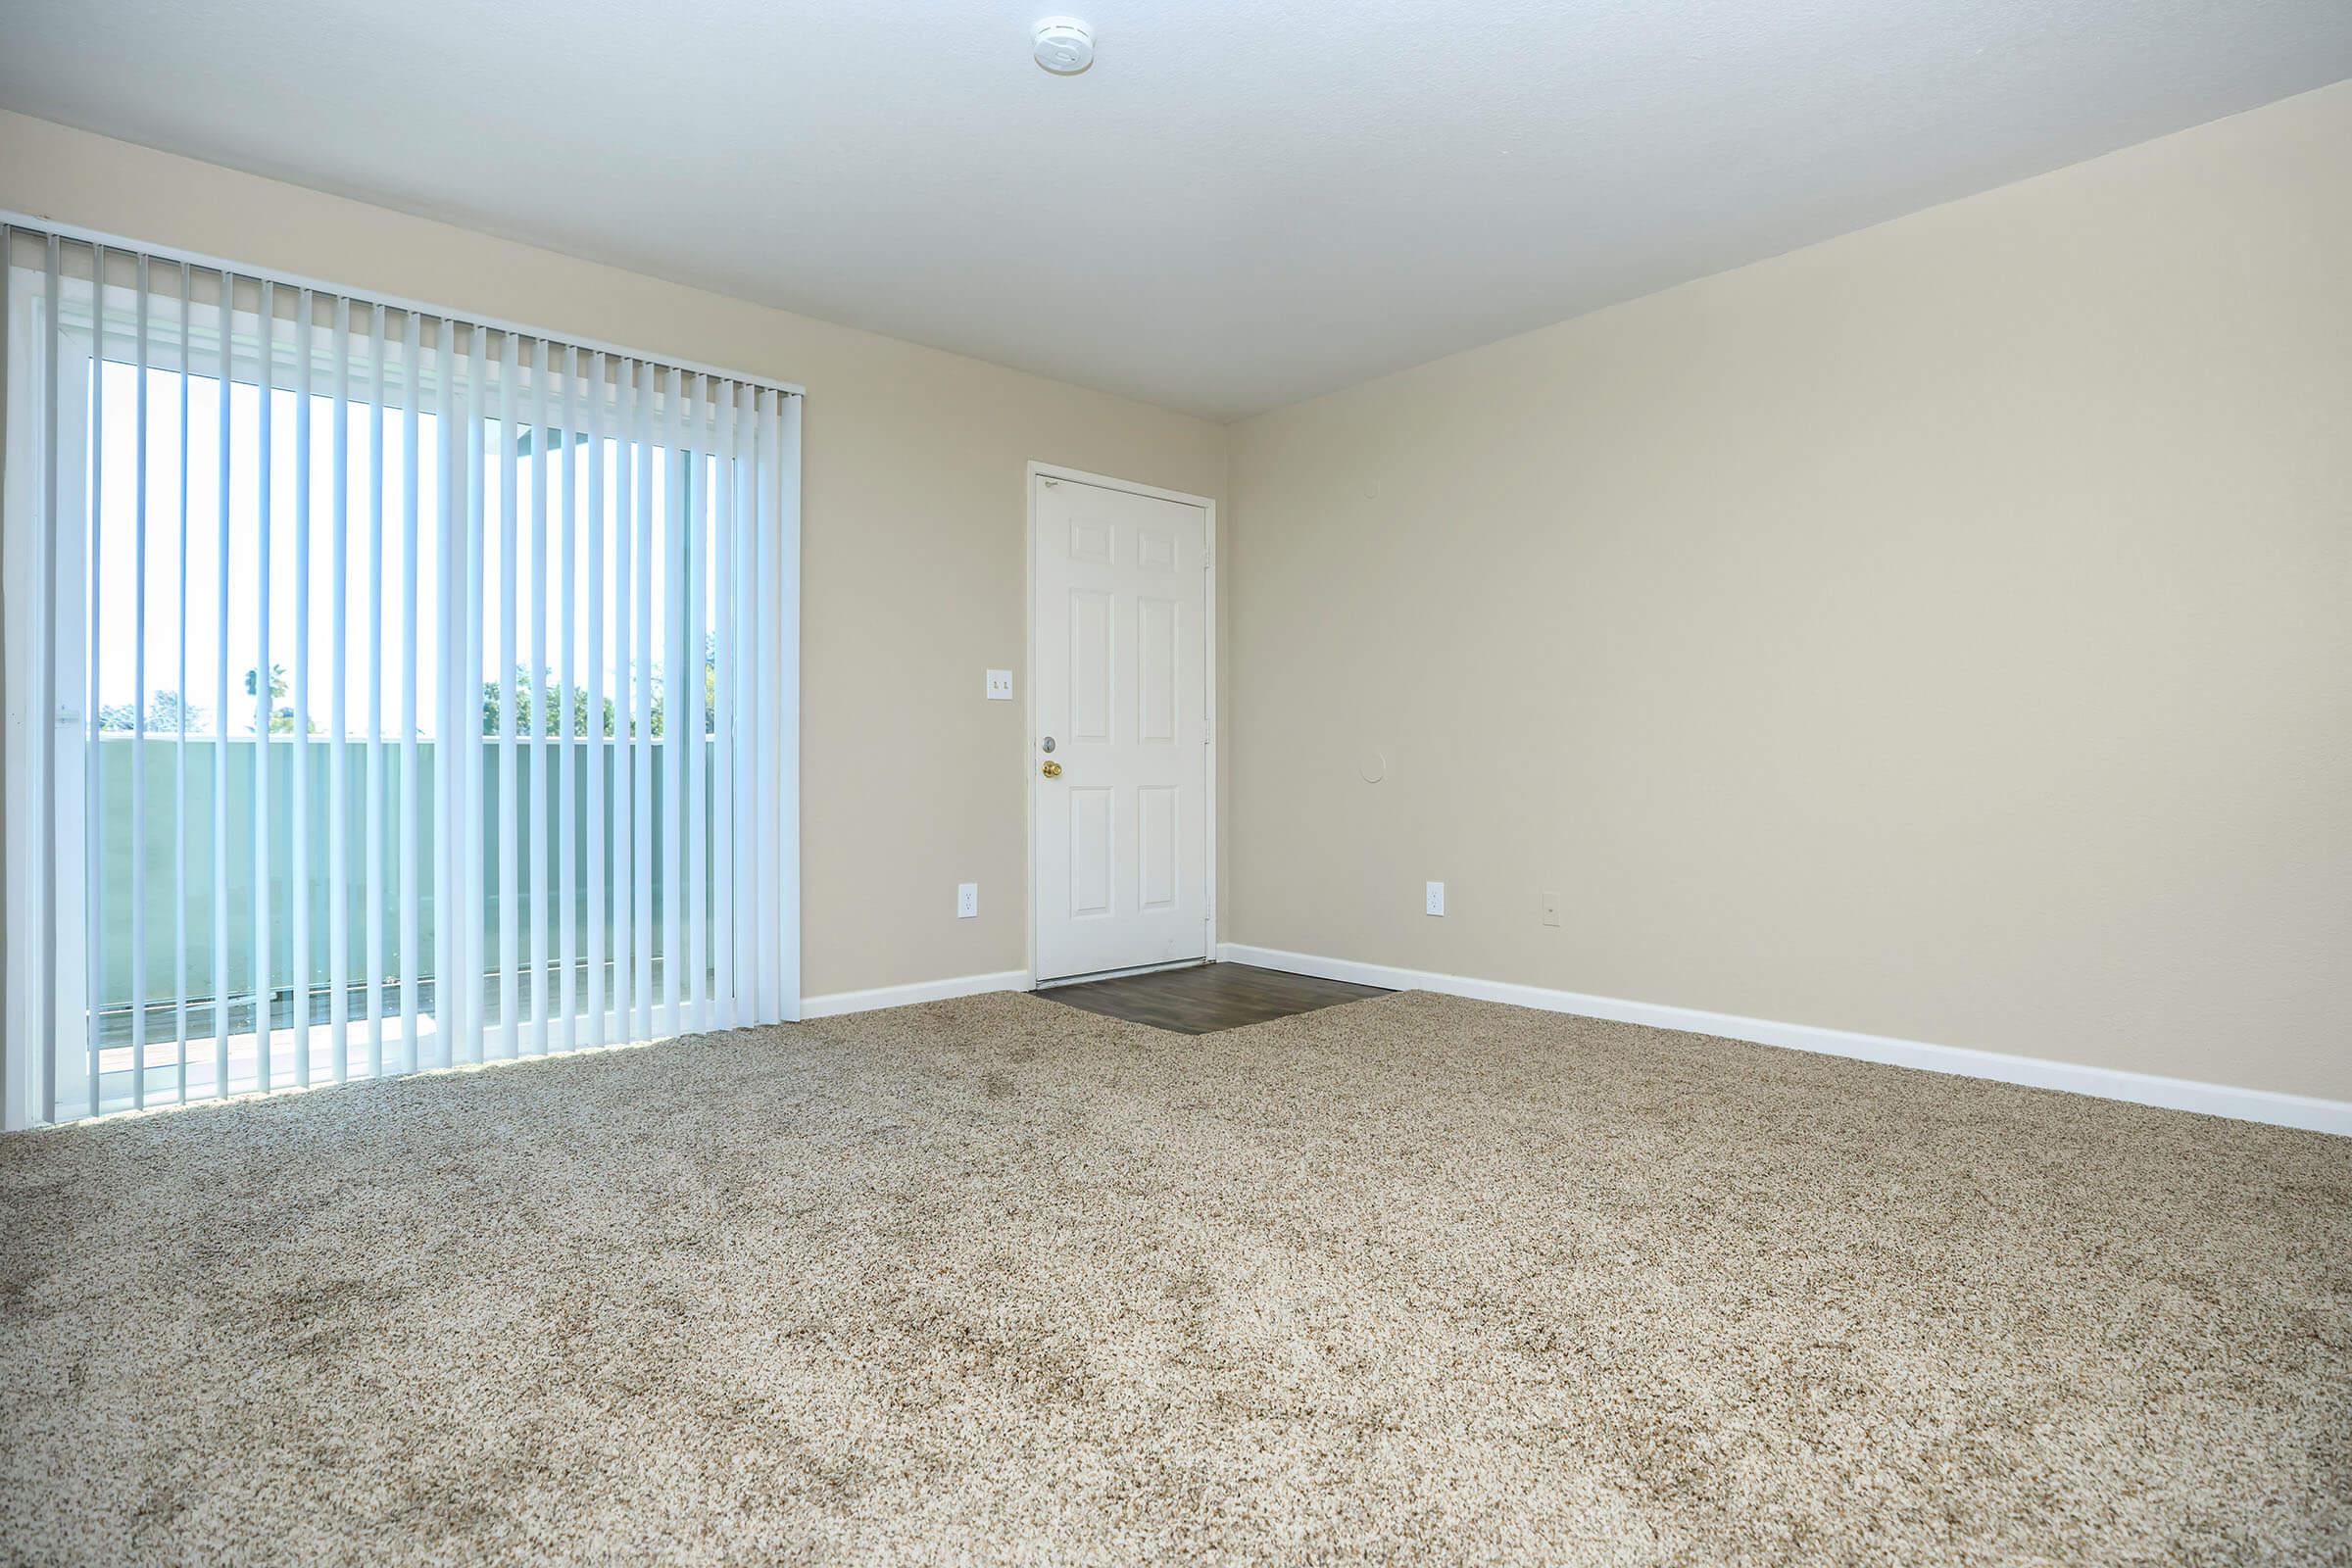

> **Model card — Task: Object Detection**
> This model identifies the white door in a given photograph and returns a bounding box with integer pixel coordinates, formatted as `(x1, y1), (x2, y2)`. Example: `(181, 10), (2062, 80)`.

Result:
(1032, 473), (1209, 982)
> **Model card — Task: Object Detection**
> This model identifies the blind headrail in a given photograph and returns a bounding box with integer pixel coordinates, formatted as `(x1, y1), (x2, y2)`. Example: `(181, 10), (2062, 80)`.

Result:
(0, 210), (807, 400)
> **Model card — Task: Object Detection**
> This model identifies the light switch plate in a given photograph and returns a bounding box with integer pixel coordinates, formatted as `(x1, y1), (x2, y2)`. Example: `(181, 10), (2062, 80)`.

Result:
(1542, 891), (1561, 927)
(957, 883), (979, 918)
(985, 669), (1014, 701)
(1426, 881), (1446, 916)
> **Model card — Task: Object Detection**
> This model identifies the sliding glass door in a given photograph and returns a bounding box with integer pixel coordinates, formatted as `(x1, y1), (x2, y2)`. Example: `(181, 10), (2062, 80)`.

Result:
(1, 224), (801, 1127)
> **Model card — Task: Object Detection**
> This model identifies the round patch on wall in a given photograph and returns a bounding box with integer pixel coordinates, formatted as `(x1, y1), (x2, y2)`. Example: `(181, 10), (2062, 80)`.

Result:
(1358, 749), (1388, 784)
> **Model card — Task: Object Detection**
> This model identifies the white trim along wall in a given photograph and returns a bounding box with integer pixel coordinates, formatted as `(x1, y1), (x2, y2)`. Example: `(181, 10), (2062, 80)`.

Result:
(788, 943), (2351, 1137)
(801, 970), (1031, 1019)
(1217, 944), (2352, 1137)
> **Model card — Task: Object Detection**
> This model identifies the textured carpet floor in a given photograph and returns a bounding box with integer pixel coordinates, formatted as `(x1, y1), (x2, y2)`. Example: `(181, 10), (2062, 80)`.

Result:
(2, 990), (2347, 1566)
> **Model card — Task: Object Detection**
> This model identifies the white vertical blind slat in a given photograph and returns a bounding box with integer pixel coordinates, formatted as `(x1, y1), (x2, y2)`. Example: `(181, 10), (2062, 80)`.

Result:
(0, 228), (12, 1127)
(251, 277), (275, 1094)
(732, 381), (758, 1026)
(440, 326), (460, 1062)
(663, 366), (686, 1024)
(497, 328), (520, 1059)
(530, 337), (553, 1054)
(172, 262), (192, 1105)
(435, 317), (456, 1067)
(584, 352), (609, 1051)
(438, 318), (457, 1067)
(85, 245), (106, 1116)
(737, 380), (760, 1025)
(632, 360), (655, 1041)
(129, 255), (150, 1108)
(710, 379), (737, 1031)
(770, 388), (791, 1026)
(463, 321), (490, 1066)
(366, 302), (386, 1081)
(329, 294), (350, 1083)
(291, 287), (314, 1089)
(211, 270), (232, 1098)
(0, 231), (8, 1124)
(37, 234), (61, 1123)
(446, 318), (468, 1066)
(684, 375), (709, 1033)
(399, 309), (424, 1073)
(752, 390), (777, 1025)
(557, 346), (578, 1047)
(610, 360), (635, 1046)
(774, 390), (802, 1020)
(430, 317), (451, 1081)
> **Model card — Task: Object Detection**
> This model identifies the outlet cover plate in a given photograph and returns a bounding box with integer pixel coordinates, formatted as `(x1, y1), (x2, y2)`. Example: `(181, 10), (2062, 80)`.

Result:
(1426, 881), (1446, 916)
(957, 883), (979, 918)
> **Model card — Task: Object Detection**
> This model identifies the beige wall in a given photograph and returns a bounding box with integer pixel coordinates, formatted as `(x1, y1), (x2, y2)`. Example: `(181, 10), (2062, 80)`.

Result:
(1226, 82), (2351, 1101)
(0, 109), (1227, 1002)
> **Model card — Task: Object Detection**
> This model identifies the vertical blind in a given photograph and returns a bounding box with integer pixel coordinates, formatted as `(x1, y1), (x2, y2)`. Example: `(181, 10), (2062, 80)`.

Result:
(0, 221), (802, 1128)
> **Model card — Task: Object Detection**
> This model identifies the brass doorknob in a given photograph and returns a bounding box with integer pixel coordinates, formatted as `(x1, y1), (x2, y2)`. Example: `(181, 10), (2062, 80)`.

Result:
(1041, 760), (1062, 777)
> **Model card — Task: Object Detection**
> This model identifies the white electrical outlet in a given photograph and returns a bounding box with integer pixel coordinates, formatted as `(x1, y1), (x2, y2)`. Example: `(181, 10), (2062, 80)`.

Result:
(985, 669), (1014, 701)
(1425, 881), (1446, 916)
(957, 883), (979, 918)
(1542, 891), (1561, 927)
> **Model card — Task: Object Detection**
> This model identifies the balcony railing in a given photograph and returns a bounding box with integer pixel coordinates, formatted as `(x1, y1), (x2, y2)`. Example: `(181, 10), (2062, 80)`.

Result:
(87, 733), (717, 1051)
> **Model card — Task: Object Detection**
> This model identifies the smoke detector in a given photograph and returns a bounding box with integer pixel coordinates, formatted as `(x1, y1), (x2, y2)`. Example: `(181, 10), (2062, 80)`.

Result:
(1032, 17), (1095, 74)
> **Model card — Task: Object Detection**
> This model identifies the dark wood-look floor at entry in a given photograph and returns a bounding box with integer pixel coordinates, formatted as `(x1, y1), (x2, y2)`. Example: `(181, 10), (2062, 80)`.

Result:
(1038, 962), (1391, 1034)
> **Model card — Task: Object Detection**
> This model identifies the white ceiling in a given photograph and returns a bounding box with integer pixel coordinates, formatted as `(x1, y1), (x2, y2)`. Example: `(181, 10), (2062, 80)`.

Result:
(5, 2), (2348, 420)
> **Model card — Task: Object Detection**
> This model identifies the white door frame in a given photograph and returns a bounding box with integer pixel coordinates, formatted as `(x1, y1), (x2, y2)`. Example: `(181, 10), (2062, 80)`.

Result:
(1023, 462), (1217, 989)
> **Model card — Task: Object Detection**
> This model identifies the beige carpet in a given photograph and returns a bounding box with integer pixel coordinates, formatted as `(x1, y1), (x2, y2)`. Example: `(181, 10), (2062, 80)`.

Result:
(2, 990), (2347, 1566)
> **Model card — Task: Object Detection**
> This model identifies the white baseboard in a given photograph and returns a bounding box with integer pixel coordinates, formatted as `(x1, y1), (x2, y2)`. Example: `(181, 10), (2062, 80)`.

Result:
(799, 969), (1032, 1020)
(1217, 944), (2352, 1137)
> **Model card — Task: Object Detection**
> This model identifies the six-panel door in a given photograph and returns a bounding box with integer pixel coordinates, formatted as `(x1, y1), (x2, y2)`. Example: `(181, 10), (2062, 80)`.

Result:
(1032, 475), (1208, 981)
